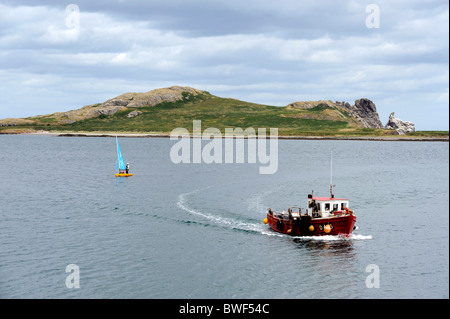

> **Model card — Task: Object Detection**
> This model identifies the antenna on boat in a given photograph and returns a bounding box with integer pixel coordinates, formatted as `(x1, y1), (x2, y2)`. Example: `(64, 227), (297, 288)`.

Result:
(330, 150), (335, 198)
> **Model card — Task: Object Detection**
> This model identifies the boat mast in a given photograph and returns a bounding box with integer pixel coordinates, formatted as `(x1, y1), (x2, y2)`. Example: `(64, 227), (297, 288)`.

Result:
(330, 150), (334, 198)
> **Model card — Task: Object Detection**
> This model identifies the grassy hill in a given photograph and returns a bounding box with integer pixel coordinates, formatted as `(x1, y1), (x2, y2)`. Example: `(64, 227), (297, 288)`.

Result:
(0, 87), (448, 138)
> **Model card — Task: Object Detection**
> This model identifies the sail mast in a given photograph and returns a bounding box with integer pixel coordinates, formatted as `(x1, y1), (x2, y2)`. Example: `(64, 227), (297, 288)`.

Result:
(330, 150), (334, 198)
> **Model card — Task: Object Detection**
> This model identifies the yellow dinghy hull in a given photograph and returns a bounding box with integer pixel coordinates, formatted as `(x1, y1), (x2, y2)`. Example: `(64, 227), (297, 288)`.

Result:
(115, 173), (133, 177)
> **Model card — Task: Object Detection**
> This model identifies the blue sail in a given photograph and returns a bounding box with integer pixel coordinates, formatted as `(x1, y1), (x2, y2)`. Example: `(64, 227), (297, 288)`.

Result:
(116, 136), (126, 171)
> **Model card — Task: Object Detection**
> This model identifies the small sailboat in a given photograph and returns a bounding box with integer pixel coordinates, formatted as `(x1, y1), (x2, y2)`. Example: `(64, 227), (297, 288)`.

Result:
(115, 136), (133, 177)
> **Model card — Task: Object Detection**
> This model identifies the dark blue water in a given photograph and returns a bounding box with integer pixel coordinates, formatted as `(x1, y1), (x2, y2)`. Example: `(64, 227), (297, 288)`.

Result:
(0, 135), (448, 298)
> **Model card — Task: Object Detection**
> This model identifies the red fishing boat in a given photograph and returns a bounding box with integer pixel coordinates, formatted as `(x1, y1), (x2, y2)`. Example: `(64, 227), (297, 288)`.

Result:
(263, 189), (356, 237)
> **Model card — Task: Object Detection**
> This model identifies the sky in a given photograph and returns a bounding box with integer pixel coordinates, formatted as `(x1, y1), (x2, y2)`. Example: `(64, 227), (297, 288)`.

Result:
(0, 0), (448, 130)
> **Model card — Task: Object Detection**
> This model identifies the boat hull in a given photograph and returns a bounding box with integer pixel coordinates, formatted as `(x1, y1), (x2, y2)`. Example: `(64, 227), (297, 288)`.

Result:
(115, 173), (133, 177)
(266, 212), (356, 236)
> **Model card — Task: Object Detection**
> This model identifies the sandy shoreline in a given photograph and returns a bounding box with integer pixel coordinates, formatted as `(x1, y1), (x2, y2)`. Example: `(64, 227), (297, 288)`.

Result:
(1, 130), (447, 142)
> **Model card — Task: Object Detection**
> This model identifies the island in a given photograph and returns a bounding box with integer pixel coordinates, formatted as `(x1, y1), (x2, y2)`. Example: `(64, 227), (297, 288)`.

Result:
(0, 86), (448, 141)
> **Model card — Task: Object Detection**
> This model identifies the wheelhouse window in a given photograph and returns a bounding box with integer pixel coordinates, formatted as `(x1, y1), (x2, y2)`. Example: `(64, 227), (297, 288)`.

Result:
(325, 203), (330, 211)
(341, 203), (347, 210)
(333, 204), (339, 211)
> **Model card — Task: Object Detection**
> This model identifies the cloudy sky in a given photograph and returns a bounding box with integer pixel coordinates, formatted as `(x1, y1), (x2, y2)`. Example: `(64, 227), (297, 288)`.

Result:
(0, 0), (448, 130)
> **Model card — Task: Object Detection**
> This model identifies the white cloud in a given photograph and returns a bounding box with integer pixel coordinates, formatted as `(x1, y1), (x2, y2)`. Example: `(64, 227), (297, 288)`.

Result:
(38, 25), (80, 44)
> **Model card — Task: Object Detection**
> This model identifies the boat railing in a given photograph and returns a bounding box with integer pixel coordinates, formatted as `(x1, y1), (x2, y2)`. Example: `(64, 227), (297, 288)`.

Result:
(269, 207), (309, 219)
(310, 208), (354, 219)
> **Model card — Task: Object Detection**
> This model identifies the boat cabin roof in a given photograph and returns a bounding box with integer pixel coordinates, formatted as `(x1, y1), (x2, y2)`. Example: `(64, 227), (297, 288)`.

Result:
(311, 197), (348, 202)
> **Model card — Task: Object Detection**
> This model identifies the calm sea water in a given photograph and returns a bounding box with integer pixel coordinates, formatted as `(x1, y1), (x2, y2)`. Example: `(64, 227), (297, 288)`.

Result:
(0, 135), (448, 299)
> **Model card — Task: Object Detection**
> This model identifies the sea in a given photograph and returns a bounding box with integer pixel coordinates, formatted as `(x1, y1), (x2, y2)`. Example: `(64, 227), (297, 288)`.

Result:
(0, 134), (448, 299)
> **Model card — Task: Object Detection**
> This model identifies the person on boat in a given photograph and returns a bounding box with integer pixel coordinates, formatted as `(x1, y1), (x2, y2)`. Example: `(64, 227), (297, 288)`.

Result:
(126, 163), (130, 174)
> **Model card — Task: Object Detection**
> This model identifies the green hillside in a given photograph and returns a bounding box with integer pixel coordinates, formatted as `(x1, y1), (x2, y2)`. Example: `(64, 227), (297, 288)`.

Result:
(0, 88), (448, 138)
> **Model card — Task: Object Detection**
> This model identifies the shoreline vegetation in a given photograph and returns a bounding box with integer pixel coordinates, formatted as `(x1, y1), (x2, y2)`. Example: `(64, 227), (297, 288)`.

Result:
(1, 86), (448, 141)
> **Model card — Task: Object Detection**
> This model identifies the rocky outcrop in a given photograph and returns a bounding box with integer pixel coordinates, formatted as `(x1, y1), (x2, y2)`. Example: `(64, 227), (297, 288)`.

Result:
(101, 86), (205, 108)
(287, 100), (335, 109)
(336, 98), (383, 128)
(385, 112), (415, 135)
(127, 110), (143, 118)
(50, 104), (127, 124)
(93, 105), (125, 116)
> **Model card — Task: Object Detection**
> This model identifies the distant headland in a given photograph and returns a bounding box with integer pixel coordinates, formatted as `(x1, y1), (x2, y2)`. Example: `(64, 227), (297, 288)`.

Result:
(0, 86), (448, 141)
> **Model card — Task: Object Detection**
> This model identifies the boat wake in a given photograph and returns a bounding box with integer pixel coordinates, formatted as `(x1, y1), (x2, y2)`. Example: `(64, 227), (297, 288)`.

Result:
(295, 234), (372, 241)
(261, 230), (372, 241)
(177, 188), (264, 234)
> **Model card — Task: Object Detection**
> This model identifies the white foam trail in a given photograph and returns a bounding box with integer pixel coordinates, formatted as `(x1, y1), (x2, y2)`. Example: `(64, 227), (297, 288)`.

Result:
(177, 188), (264, 233)
(350, 234), (372, 240)
(292, 234), (372, 241)
(260, 230), (289, 238)
(259, 231), (372, 240)
(176, 188), (206, 216)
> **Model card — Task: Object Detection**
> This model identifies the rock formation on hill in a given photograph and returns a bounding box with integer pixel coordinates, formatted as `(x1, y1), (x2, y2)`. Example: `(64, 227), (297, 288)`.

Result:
(101, 86), (205, 109)
(287, 100), (336, 109)
(289, 98), (384, 129)
(60, 86), (204, 123)
(385, 112), (415, 135)
(336, 98), (383, 129)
